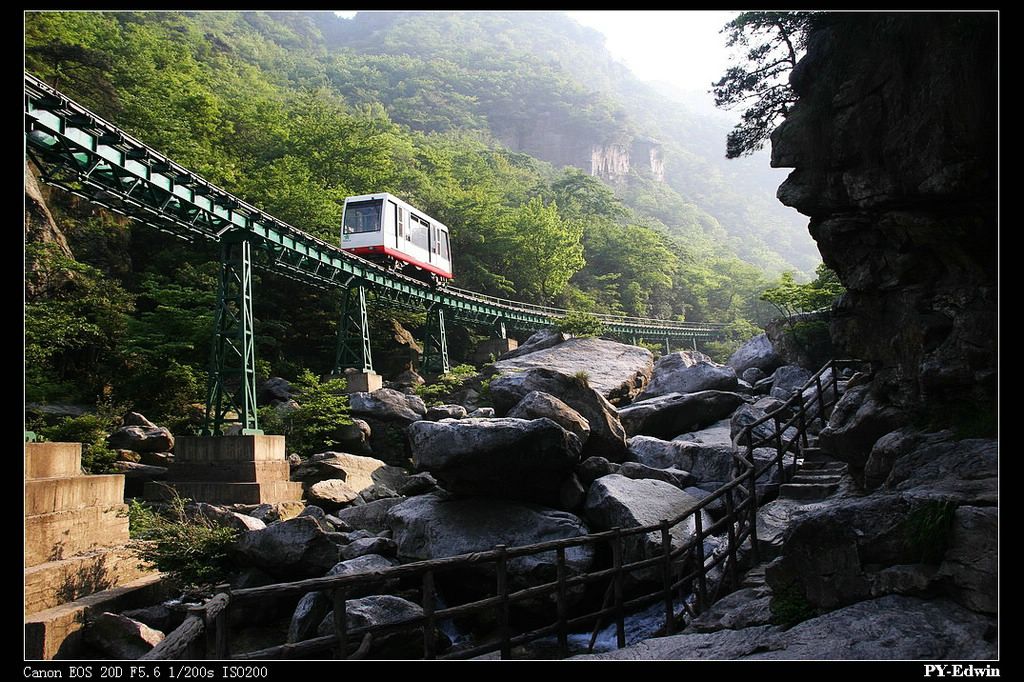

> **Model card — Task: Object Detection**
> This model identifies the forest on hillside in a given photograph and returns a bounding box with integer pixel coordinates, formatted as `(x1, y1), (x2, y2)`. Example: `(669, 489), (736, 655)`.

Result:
(24, 10), (826, 441)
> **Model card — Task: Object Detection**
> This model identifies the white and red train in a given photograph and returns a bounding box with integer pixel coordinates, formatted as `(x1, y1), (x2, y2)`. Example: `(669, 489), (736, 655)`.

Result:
(341, 192), (453, 285)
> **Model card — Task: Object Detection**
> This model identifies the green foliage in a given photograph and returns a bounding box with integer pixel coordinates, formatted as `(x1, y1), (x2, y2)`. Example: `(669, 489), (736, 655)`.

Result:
(713, 12), (815, 158)
(761, 264), (845, 323)
(25, 242), (134, 403)
(127, 495), (238, 592)
(572, 370), (591, 388)
(770, 582), (816, 627)
(703, 318), (763, 363)
(557, 312), (605, 338)
(416, 363), (478, 407)
(259, 369), (352, 456)
(22, 10), (820, 425)
(904, 500), (958, 564)
(35, 401), (126, 471)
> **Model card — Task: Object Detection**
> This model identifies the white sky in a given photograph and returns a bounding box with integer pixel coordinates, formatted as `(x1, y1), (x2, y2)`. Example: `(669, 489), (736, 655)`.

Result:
(566, 11), (738, 96)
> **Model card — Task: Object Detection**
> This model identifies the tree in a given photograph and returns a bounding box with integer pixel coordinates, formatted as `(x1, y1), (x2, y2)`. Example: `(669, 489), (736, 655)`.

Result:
(760, 263), (844, 323)
(504, 198), (585, 304)
(712, 12), (815, 159)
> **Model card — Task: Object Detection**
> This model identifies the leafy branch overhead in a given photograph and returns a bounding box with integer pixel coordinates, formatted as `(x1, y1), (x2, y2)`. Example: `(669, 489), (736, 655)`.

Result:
(713, 11), (815, 159)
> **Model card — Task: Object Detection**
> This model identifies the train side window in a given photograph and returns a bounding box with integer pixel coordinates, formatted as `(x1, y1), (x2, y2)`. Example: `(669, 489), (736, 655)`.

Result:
(391, 201), (401, 238)
(440, 230), (450, 261)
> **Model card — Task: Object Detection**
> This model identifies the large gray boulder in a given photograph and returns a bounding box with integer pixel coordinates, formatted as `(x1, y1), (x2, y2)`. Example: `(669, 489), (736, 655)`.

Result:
(726, 334), (783, 376)
(507, 390), (591, 444)
(864, 428), (954, 491)
(291, 452), (392, 494)
(107, 424), (174, 453)
(583, 474), (709, 564)
(627, 437), (740, 485)
(424, 404), (468, 421)
(768, 365), (813, 400)
(316, 595), (446, 659)
(190, 502), (266, 532)
(571, 595), (995, 660)
(331, 497), (407, 534)
(306, 479), (360, 511)
(493, 337), (653, 405)
(232, 516), (340, 579)
(729, 403), (799, 448)
(409, 417), (582, 506)
(673, 418), (734, 447)
(499, 328), (571, 360)
(84, 612), (164, 659)
(883, 437), (997, 506)
(259, 377), (293, 405)
(349, 388), (426, 424)
(937, 506), (997, 614)
(619, 391), (746, 440)
(636, 353), (738, 401)
(386, 493), (594, 602)
(490, 367), (628, 461)
(817, 384), (906, 474)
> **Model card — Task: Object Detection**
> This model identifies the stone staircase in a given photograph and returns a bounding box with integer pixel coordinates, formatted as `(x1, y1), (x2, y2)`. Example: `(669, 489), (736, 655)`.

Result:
(25, 442), (163, 659)
(778, 444), (849, 501)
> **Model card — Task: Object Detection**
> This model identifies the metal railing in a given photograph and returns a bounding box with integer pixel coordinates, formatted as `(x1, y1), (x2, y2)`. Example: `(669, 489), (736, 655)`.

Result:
(147, 358), (861, 661)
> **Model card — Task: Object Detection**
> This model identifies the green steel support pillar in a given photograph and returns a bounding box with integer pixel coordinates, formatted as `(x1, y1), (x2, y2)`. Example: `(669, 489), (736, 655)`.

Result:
(333, 285), (374, 374)
(422, 305), (450, 375)
(495, 319), (507, 340)
(663, 337), (671, 356)
(204, 236), (261, 435)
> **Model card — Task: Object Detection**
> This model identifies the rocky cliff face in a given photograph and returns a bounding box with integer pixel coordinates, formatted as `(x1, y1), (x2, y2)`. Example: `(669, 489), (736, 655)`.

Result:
(498, 116), (664, 183)
(771, 14), (997, 417)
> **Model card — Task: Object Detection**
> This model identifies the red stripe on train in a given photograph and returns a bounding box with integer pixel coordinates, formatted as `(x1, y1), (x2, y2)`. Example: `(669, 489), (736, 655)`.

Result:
(345, 245), (453, 280)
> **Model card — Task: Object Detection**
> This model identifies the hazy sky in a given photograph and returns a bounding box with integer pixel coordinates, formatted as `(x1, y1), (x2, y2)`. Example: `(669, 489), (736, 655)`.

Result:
(566, 11), (738, 95)
(336, 10), (739, 108)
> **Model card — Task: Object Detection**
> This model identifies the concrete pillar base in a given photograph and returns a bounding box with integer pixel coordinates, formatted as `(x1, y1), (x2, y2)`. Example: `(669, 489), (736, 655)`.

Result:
(473, 337), (519, 365)
(344, 369), (383, 393)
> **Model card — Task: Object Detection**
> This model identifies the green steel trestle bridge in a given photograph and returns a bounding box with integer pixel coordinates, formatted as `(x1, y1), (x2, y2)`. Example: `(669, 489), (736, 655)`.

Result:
(24, 72), (726, 434)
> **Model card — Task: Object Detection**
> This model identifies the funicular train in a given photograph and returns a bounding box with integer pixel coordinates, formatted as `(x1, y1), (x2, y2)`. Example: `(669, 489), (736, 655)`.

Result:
(341, 192), (453, 286)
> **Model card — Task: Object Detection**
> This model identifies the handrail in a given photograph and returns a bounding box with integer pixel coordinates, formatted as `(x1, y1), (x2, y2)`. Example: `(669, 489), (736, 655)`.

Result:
(149, 359), (862, 660)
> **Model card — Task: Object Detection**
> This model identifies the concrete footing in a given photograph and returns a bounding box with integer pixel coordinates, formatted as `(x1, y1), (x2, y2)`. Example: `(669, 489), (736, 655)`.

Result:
(344, 370), (383, 393)
(24, 442), (161, 659)
(145, 435), (302, 505)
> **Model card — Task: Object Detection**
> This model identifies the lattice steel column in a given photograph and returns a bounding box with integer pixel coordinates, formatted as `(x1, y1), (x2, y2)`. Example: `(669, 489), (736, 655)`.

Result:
(204, 236), (260, 435)
(422, 305), (450, 375)
(333, 285), (373, 374)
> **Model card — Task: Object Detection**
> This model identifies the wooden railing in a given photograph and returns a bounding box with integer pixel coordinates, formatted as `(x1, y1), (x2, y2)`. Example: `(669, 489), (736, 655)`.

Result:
(147, 359), (863, 661)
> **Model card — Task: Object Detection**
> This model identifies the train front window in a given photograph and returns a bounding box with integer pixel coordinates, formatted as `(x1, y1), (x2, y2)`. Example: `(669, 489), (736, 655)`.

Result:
(343, 200), (383, 234)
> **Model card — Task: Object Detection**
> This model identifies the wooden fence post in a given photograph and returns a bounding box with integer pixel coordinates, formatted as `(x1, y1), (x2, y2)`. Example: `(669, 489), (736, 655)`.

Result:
(422, 570), (437, 660)
(556, 546), (569, 658)
(496, 544), (511, 659)
(611, 528), (625, 649)
(332, 588), (348, 659)
(660, 520), (674, 635)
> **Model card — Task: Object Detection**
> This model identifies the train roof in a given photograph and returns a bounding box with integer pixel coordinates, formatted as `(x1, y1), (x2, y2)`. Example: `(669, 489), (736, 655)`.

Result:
(342, 193), (450, 231)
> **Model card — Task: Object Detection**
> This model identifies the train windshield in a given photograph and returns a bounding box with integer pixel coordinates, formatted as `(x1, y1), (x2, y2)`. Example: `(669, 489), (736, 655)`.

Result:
(343, 200), (383, 234)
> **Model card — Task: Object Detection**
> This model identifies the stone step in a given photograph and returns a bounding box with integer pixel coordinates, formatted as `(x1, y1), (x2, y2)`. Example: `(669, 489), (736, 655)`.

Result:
(741, 564), (767, 588)
(174, 434), (287, 463)
(25, 504), (129, 567)
(779, 482), (839, 501)
(25, 475), (125, 516)
(25, 572), (165, 660)
(24, 544), (153, 616)
(790, 474), (843, 485)
(166, 459), (291, 484)
(25, 442), (82, 480)
(145, 479), (304, 505)
(798, 460), (847, 472)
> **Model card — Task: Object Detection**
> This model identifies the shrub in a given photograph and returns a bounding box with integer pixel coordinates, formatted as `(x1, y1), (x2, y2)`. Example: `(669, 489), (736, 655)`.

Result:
(904, 499), (958, 564)
(557, 311), (605, 338)
(770, 582), (816, 627)
(416, 363), (479, 407)
(127, 493), (237, 593)
(258, 369), (352, 456)
(38, 412), (119, 474)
